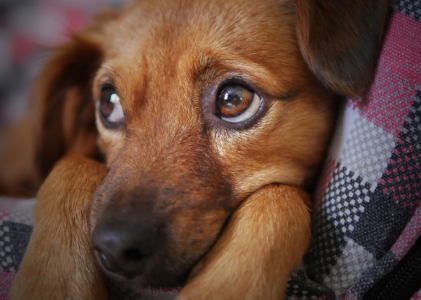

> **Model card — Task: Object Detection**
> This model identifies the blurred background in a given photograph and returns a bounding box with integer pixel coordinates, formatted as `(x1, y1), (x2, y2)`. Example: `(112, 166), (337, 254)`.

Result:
(0, 0), (122, 130)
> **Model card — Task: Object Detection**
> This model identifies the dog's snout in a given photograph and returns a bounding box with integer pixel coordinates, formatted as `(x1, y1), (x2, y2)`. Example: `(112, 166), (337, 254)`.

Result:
(91, 220), (160, 279)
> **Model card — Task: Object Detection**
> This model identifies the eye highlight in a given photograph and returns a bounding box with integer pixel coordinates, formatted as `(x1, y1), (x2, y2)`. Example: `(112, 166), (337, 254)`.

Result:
(217, 85), (261, 123)
(99, 85), (125, 129)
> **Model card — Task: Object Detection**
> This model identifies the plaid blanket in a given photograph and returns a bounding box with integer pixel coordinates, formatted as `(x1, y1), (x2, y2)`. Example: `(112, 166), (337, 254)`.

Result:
(0, 198), (35, 300)
(0, 0), (420, 299)
(286, 1), (421, 299)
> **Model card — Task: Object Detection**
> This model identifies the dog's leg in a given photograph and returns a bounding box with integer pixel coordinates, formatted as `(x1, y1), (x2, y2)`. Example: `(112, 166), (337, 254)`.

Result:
(178, 184), (311, 300)
(9, 155), (108, 300)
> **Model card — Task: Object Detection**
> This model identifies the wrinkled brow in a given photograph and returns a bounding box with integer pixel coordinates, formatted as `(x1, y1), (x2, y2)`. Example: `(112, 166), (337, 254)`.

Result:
(191, 54), (222, 84)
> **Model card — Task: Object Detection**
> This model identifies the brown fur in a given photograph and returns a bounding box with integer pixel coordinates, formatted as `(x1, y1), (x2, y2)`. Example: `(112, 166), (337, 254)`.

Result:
(9, 156), (108, 299)
(4, 0), (390, 298)
(178, 185), (311, 300)
(295, 0), (390, 98)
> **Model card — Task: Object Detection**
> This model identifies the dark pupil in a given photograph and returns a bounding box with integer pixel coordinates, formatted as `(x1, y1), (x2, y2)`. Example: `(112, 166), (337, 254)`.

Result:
(100, 88), (116, 119)
(218, 86), (252, 118)
(221, 87), (244, 109)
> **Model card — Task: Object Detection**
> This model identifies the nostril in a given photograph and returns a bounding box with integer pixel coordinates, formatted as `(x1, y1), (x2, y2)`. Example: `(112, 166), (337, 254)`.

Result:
(91, 218), (161, 279)
(124, 248), (144, 262)
(99, 251), (107, 263)
(95, 249), (121, 274)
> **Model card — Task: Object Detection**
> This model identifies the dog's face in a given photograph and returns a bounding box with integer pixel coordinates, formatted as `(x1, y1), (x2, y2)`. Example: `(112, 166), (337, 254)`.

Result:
(32, 0), (388, 288)
(87, 0), (335, 286)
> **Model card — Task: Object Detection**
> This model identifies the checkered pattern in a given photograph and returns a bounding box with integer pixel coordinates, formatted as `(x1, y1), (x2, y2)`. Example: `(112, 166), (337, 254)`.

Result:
(285, 265), (335, 300)
(340, 116), (396, 189)
(1, 0), (420, 299)
(396, 0), (421, 22)
(0, 199), (34, 299)
(285, 2), (421, 299)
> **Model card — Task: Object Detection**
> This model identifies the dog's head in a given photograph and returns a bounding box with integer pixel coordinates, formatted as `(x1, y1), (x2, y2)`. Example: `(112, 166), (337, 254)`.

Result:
(34, 0), (389, 287)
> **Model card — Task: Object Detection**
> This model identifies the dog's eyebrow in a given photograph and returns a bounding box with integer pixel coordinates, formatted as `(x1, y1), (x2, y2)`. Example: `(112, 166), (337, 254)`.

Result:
(185, 51), (295, 101)
(98, 66), (121, 80)
(193, 55), (293, 99)
(191, 55), (221, 82)
(222, 61), (276, 86)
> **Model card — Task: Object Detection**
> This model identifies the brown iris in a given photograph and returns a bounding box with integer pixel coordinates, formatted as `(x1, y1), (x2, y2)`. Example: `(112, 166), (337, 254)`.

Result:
(98, 85), (125, 129)
(100, 87), (117, 119)
(217, 86), (253, 118)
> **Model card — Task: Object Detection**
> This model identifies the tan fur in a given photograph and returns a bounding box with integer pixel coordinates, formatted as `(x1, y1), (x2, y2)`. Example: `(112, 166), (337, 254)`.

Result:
(4, 0), (390, 298)
(10, 156), (108, 300)
(178, 185), (311, 300)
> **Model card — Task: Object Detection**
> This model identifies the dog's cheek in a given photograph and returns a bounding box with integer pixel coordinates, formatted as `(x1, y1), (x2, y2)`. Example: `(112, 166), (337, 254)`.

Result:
(95, 120), (126, 166)
(209, 93), (336, 194)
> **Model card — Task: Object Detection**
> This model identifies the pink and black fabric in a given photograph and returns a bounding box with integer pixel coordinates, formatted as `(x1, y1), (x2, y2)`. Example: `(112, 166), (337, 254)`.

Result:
(284, 1), (421, 299)
(0, 0), (420, 299)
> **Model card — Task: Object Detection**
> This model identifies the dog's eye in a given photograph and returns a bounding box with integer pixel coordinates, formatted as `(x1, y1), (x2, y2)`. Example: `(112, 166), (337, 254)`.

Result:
(217, 85), (261, 123)
(99, 86), (124, 128)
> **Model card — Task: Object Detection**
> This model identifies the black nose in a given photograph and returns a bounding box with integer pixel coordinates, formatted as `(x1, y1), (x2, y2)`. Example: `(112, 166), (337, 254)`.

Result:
(91, 219), (159, 279)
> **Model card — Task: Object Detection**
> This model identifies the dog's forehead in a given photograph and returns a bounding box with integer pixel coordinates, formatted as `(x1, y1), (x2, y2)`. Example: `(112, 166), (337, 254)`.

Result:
(97, 0), (302, 131)
(114, 0), (295, 43)
(102, 0), (298, 77)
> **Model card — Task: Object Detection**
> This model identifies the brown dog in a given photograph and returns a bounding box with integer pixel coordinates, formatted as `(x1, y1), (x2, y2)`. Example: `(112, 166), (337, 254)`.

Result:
(4, 0), (390, 298)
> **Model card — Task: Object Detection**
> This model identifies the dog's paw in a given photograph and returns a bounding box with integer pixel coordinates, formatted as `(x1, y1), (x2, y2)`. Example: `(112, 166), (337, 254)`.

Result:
(9, 155), (108, 300)
(177, 184), (311, 300)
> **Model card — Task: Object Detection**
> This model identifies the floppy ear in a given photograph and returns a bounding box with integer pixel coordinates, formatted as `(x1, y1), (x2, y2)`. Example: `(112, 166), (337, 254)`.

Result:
(34, 9), (119, 178)
(295, 0), (390, 98)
